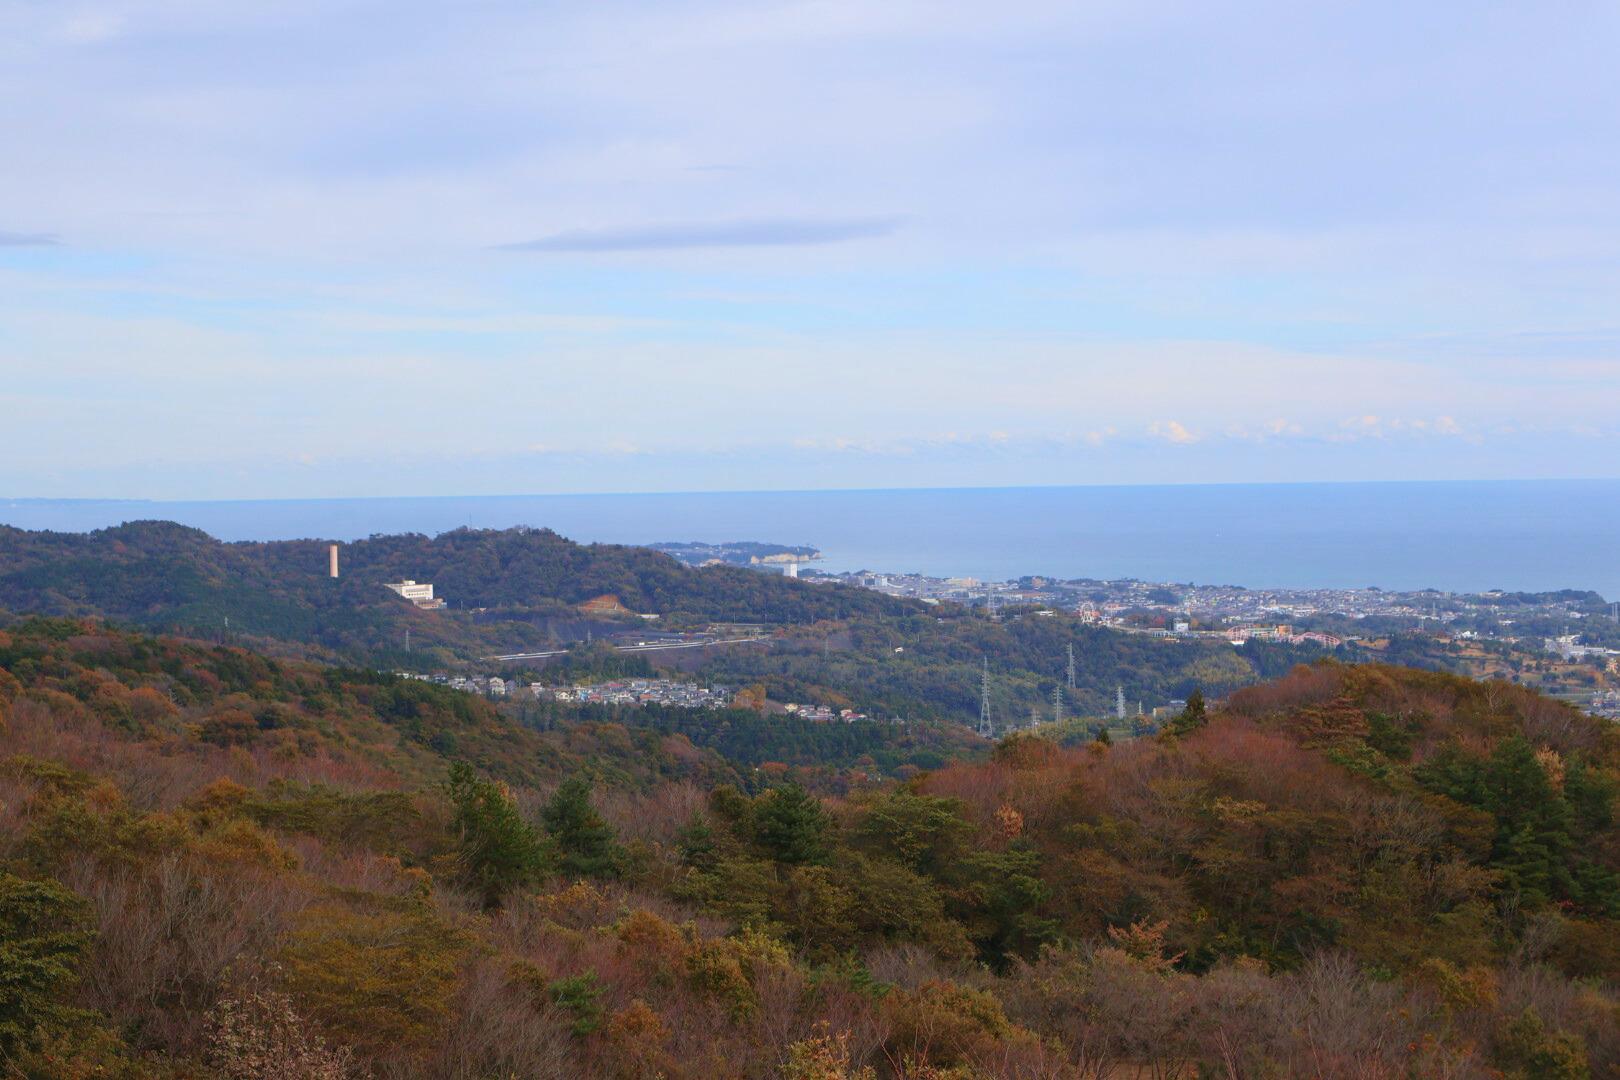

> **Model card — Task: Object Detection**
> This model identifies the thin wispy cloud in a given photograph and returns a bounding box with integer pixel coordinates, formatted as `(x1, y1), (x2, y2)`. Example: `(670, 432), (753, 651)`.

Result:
(60, 13), (125, 44)
(499, 217), (901, 253)
(1148, 419), (1200, 445)
(0, 231), (60, 247)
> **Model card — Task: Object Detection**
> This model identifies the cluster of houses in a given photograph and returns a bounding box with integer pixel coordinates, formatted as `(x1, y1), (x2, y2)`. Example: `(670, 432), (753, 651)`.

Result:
(394, 670), (889, 723)
(1074, 612), (1346, 649)
(1544, 633), (1620, 665)
(783, 702), (870, 722)
(1223, 625), (1345, 647)
(1589, 690), (1620, 721)
(396, 672), (512, 696)
(537, 678), (731, 709)
(396, 672), (733, 707)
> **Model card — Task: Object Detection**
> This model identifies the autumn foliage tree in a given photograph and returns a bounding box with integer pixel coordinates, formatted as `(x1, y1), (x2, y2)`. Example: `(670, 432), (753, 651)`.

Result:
(0, 621), (1618, 1076)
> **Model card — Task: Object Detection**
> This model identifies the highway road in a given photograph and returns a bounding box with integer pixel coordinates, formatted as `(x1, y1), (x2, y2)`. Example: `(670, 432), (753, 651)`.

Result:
(484, 635), (767, 663)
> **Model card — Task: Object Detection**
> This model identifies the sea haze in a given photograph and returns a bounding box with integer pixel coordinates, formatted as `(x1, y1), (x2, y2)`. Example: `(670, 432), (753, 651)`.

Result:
(4, 481), (1618, 599)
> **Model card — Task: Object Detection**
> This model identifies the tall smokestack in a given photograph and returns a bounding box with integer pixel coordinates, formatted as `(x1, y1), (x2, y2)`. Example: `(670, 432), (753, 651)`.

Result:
(328, 544), (340, 579)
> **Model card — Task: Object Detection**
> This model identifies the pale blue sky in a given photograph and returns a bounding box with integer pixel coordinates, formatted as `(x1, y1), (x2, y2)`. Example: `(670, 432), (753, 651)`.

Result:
(2, 0), (1618, 498)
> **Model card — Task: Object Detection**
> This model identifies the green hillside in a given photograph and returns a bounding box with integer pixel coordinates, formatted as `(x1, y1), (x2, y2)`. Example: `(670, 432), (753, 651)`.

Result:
(0, 522), (915, 663)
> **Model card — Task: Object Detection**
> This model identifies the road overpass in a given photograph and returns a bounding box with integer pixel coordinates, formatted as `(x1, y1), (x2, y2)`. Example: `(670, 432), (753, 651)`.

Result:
(483, 635), (768, 663)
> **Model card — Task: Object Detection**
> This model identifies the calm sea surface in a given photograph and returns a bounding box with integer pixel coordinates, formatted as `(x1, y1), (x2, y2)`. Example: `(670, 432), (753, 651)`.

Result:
(4, 481), (1618, 598)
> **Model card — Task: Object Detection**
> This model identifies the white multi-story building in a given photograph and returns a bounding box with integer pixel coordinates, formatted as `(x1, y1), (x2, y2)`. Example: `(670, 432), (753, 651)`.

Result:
(383, 580), (446, 608)
(384, 579), (434, 601)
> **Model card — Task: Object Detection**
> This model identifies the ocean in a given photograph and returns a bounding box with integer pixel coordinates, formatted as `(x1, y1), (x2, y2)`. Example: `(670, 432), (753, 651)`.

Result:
(3, 480), (1618, 598)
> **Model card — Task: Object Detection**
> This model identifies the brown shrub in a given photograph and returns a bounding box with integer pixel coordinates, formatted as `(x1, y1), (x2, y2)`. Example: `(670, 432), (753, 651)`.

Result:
(427, 954), (574, 1080)
(206, 982), (368, 1079)
(277, 901), (470, 1070)
(64, 850), (311, 1053)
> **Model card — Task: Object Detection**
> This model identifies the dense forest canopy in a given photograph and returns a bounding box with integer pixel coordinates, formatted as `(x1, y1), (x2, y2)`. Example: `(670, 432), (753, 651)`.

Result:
(0, 617), (1617, 1077)
(0, 522), (914, 661)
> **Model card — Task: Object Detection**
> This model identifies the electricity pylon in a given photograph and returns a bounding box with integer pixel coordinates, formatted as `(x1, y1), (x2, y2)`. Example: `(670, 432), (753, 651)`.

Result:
(978, 658), (994, 739)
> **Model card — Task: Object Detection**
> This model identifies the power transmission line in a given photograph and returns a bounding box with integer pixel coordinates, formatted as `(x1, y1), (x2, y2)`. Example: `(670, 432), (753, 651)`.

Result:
(978, 657), (994, 739)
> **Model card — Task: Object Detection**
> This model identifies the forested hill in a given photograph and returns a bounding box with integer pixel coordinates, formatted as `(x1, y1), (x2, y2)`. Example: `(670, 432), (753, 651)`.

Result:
(2, 619), (1619, 1076)
(0, 617), (746, 792)
(0, 521), (914, 660)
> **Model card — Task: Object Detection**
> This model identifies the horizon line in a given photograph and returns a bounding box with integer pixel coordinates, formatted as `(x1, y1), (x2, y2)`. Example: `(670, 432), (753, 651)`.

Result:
(5, 475), (1620, 506)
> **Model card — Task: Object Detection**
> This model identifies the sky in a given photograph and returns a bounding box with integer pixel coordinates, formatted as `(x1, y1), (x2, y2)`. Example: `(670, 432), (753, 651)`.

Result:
(2, 0), (1619, 499)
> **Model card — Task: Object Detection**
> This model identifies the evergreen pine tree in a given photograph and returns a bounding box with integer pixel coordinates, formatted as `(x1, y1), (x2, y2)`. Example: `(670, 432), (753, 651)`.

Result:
(1483, 737), (1574, 905)
(0, 873), (94, 1055)
(1170, 689), (1207, 735)
(542, 775), (624, 879)
(446, 760), (550, 906)
(754, 783), (829, 865)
